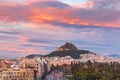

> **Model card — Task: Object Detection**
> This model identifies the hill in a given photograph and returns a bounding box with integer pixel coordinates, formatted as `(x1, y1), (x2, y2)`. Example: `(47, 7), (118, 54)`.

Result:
(26, 54), (43, 58)
(57, 42), (77, 51)
(26, 42), (94, 59)
(45, 50), (94, 59)
(108, 54), (120, 58)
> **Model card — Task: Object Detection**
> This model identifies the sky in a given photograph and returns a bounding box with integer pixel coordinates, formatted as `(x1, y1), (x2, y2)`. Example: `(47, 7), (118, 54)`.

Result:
(0, 0), (120, 58)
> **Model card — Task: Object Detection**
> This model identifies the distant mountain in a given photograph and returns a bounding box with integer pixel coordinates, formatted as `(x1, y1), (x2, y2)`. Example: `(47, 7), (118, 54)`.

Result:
(108, 54), (120, 58)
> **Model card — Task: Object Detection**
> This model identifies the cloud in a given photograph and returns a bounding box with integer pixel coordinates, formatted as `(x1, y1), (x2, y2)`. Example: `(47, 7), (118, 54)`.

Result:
(28, 0), (71, 8)
(91, 0), (120, 10)
(0, 22), (106, 57)
(0, 30), (21, 35)
(0, 0), (120, 28)
(1, 22), (120, 58)
(0, 0), (120, 58)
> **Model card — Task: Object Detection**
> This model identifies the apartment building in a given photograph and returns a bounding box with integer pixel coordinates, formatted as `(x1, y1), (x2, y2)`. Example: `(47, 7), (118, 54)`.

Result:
(0, 69), (34, 80)
(19, 58), (41, 78)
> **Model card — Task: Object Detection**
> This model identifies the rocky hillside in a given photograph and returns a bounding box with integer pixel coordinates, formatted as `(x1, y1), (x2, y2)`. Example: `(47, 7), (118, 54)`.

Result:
(57, 42), (77, 51)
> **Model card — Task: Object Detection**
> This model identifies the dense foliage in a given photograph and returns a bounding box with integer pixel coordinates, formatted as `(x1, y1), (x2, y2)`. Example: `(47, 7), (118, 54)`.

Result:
(26, 54), (43, 58)
(46, 50), (93, 59)
(69, 61), (120, 80)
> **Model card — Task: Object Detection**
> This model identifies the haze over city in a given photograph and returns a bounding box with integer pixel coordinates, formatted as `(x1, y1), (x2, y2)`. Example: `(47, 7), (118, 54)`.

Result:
(0, 0), (120, 58)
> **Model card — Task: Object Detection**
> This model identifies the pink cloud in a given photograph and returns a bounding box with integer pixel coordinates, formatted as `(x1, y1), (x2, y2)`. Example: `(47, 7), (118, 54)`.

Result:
(19, 36), (29, 43)
(0, 0), (120, 28)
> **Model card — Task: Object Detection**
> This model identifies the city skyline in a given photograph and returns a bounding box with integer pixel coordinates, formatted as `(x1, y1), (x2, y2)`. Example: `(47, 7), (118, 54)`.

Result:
(0, 0), (120, 58)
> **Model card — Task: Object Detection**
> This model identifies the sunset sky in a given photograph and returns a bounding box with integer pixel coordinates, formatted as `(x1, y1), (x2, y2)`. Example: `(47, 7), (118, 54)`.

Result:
(0, 0), (120, 58)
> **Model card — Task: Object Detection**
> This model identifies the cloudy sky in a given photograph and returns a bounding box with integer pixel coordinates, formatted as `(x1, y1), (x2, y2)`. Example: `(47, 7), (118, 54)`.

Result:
(0, 0), (120, 58)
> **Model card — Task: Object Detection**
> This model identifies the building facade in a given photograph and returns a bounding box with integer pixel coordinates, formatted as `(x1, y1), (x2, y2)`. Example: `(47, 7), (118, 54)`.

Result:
(0, 69), (34, 80)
